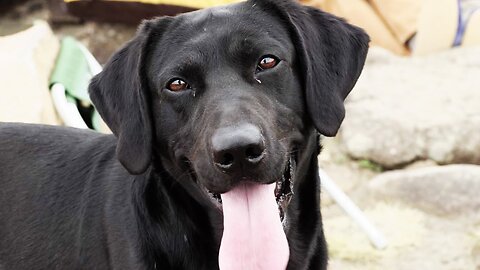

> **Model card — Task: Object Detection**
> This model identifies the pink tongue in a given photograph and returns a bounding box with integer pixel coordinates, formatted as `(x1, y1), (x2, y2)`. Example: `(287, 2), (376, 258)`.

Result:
(219, 182), (289, 270)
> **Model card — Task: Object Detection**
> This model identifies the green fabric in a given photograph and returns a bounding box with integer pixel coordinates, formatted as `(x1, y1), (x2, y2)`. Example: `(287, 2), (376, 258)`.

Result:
(50, 36), (92, 102)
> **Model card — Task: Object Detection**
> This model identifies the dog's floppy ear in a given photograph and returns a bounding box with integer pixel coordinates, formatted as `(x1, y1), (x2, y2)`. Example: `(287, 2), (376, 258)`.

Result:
(253, 0), (369, 136)
(89, 17), (171, 174)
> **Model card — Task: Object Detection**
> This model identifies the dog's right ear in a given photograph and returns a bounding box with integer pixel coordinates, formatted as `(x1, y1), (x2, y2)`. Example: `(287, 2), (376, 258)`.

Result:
(252, 0), (369, 137)
(89, 17), (172, 175)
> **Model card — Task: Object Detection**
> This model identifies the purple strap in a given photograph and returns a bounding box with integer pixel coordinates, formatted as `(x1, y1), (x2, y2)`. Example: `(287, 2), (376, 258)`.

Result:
(453, 0), (480, 46)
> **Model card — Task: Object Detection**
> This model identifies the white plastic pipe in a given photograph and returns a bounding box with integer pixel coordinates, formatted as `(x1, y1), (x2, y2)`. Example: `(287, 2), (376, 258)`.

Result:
(319, 168), (388, 250)
(51, 83), (89, 129)
(79, 45), (102, 76)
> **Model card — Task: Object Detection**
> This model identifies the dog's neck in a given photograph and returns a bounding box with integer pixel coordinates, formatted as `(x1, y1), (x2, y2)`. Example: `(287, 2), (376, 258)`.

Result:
(130, 162), (220, 270)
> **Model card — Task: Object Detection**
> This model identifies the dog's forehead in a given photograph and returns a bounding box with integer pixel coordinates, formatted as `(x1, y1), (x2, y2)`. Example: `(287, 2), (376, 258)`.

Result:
(186, 4), (238, 24)
(160, 3), (293, 55)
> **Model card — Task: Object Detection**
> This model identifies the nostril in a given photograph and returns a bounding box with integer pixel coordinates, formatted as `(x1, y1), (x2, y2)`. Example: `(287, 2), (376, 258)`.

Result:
(245, 145), (265, 163)
(215, 152), (235, 169)
(245, 146), (260, 159)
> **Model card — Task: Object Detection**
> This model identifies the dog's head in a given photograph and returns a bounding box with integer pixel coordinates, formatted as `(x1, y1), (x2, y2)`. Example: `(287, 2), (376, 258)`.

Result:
(89, 0), (368, 267)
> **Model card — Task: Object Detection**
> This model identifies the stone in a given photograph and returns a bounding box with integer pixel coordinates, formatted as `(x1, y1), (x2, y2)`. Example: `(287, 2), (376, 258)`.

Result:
(339, 47), (480, 168)
(369, 164), (480, 216)
(0, 20), (60, 125)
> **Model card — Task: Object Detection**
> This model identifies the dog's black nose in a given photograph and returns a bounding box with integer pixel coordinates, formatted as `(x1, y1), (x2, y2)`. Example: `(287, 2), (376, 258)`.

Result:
(211, 124), (265, 173)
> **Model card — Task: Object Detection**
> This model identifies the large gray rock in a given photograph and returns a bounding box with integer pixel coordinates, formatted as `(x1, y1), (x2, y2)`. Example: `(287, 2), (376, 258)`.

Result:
(339, 47), (480, 168)
(369, 164), (480, 216)
(0, 21), (60, 125)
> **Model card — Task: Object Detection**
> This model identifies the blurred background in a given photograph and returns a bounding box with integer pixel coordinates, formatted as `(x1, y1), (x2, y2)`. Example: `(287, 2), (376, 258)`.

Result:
(0, 0), (479, 269)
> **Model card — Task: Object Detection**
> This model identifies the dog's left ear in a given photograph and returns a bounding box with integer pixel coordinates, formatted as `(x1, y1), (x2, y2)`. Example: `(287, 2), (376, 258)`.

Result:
(253, 0), (369, 136)
(89, 17), (172, 174)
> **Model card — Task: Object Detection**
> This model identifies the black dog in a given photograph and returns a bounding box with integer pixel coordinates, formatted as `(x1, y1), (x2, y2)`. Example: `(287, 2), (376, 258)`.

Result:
(0, 0), (368, 269)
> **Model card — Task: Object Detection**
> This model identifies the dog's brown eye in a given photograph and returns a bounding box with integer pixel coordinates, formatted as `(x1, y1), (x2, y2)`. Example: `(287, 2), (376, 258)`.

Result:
(257, 55), (279, 71)
(167, 79), (189, 92)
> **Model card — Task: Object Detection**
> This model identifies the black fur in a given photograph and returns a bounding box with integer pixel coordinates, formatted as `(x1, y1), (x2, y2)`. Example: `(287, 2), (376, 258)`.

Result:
(0, 1), (368, 269)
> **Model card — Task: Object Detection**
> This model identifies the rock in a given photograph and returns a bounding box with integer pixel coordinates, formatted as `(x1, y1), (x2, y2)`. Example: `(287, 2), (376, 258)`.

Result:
(369, 165), (480, 216)
(0, 20), (60, 125)
(339, 47), (480, 168)
(404, 159), (438, 170)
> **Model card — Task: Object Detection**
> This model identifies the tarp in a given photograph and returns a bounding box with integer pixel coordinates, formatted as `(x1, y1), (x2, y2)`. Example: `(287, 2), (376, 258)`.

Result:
(301, 0), (420, 55)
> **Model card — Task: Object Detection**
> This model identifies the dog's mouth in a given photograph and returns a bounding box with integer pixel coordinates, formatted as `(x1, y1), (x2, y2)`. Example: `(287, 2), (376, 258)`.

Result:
(186, 151), (296, 268)
(205, 153), (296, 222)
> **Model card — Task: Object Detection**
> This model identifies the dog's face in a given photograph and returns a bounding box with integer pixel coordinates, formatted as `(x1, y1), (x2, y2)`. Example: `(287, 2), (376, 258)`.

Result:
(149, 6), (304, 198)
(89, 0), (368, 268)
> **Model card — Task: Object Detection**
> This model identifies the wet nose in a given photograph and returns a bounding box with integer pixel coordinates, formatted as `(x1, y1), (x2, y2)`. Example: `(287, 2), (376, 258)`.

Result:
(211, 124), (265, 173)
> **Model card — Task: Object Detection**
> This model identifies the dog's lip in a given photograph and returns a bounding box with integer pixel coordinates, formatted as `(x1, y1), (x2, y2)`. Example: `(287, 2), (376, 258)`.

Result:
(275, 153), (296, 221)
(198, 153), (297, 222)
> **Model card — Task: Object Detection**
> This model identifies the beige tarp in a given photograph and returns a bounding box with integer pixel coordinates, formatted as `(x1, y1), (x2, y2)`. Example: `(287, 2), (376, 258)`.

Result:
(301, 0), (421, 55)
(0, 22), (61, 125)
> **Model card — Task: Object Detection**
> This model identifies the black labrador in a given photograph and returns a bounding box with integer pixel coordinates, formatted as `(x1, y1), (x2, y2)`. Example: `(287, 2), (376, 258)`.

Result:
(0, 0), (368, 269)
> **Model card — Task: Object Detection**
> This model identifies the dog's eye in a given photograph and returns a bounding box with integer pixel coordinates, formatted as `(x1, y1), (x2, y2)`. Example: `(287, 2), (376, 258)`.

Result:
(257, 55), (279, 71)
(167, 79), (190, 92)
